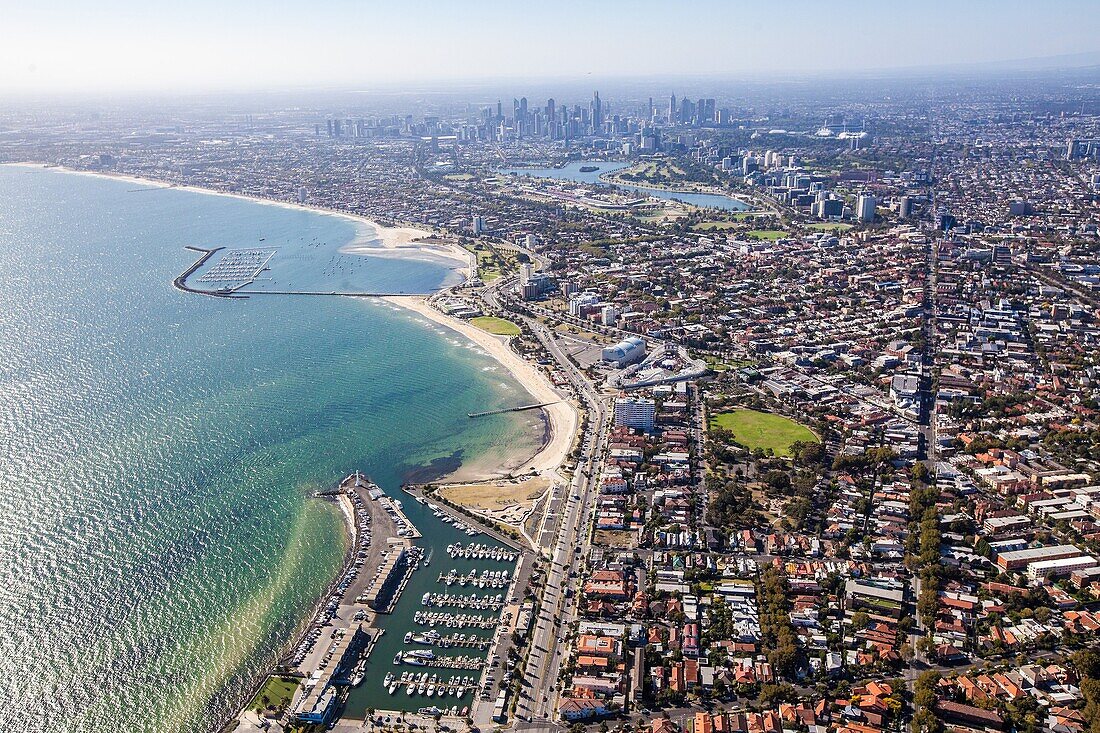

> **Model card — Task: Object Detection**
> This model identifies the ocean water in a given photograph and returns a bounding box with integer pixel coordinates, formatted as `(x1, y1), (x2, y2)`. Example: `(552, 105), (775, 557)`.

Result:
(182, 200), (469, 295)
(0, 166), (542, 733)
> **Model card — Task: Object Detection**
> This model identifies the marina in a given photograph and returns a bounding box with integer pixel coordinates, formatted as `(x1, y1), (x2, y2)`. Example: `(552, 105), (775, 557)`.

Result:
(392, 650), (485, 670)
(403, 630), (492, 650)
(341, 489), (526, 719)
(412, 611), (501, 630)
(195, 246), (278, 289)
(437, 568), (512, 588)
(286, 472), (432, 724)
(279, 461), (532, 723)
(445, 542), (519, 562)
(422, 591), (505, 611)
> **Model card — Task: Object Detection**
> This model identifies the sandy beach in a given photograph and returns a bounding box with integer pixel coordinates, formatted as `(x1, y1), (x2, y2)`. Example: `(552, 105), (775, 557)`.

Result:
(338, 228), (474, 280)
(384, 295), (579, 483)
(2, 163), (474, 277)
(6, 162), (572, 487)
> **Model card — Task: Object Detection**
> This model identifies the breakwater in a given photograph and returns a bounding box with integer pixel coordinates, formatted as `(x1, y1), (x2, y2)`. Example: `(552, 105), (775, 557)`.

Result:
(173, 246), (249, 299)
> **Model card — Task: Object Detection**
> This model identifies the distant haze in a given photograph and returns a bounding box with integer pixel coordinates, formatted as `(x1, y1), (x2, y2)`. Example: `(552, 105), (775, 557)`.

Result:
(2, 0), (1100, 93)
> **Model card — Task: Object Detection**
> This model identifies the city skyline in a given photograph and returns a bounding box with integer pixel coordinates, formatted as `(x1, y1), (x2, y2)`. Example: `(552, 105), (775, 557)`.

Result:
(5, 3), (1100, 732)
(3, 0), (1100, 93)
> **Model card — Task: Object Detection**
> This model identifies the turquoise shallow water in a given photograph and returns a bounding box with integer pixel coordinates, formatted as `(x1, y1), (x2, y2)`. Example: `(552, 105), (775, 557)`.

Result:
(0, 166), (541, 733)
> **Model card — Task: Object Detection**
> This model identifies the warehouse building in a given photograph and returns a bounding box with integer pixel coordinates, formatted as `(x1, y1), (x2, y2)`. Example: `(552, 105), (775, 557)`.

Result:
(995, 544), (1082, 572)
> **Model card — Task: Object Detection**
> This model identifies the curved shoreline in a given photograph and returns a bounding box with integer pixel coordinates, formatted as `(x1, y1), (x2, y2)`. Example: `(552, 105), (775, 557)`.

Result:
(4, 162), (574, 732)
(2, 162), (476, 280)
(7, 162), (568, 478)
(383, 295), (578, 484)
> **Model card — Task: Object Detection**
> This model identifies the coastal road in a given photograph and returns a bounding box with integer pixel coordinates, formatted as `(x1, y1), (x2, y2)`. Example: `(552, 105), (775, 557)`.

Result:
(482, 279), (610, 725)
(516, 319), (607, 723)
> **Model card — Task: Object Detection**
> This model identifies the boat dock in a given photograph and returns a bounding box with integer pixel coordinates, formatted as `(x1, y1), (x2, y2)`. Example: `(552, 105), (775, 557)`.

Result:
(285, 473), (424, 704)
(392, 652), (485, 671)
(422, 592), (505, 612)
(403, 629), (492, 650)
(403, 485), (523, 551)
(383, 671), (480, 702)
(412, 611), (500, 630)
(173, 246), (248, 299)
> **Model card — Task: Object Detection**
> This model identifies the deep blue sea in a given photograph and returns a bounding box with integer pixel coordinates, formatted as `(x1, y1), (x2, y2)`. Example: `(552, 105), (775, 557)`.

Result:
(0, 166), (541, 732)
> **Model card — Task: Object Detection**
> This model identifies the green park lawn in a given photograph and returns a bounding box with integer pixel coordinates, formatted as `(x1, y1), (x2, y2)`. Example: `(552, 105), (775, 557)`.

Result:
(746, 229), (788, 240)
(709, 409), (818, 456)
(471, 316), (522, 336)
(807, 222), (854, 232)
(248, 676), (299, 713)
(692, 220), (740, 231)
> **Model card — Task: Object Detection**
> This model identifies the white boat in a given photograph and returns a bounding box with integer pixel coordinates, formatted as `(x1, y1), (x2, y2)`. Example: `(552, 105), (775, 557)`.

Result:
(412, 629), (441, 645)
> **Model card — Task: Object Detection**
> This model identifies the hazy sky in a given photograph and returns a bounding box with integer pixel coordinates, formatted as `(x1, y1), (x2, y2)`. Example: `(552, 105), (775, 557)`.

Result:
(2, 0), (1099, 93)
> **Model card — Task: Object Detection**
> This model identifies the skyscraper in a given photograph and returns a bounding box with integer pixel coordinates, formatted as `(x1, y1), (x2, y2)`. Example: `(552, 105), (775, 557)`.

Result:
(856, 194), (877, 222)
(592, 91), (603, 131)
(680, 97), (694, 125)
(898, 196), (913, 219)
(668, 94), (676, 123)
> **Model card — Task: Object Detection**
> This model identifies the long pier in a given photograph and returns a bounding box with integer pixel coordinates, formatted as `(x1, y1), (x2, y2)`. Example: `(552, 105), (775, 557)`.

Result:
(468, 402), (554, 418)
(237, 289), (424, 297)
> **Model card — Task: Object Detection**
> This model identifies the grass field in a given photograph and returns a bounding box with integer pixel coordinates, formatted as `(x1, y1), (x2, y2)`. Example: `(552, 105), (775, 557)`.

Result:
(709, 409), (818, 456)
(704, 355), (755, 372)
(594, 529), (636, 549)
(692, 220), (740, 231)
(249, 676), (298, 713)
(808, 222), (854, 232)
(471, 316), (522, 336)
(463, 242), (520, 283)
(746, 229), (787, 240)
(438, 478), (550, 512)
